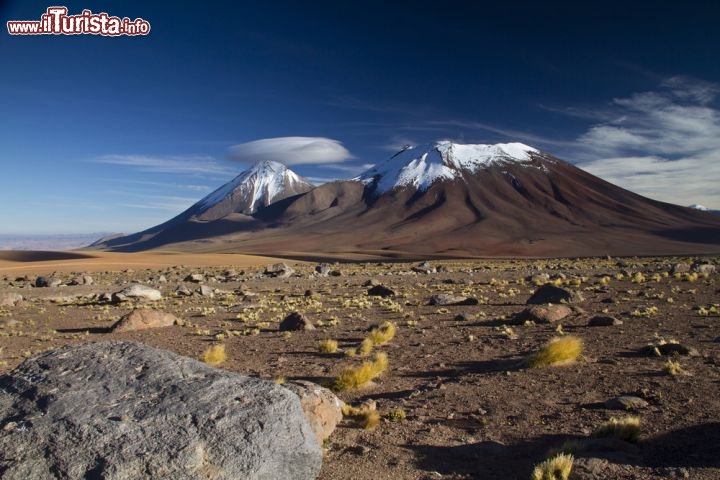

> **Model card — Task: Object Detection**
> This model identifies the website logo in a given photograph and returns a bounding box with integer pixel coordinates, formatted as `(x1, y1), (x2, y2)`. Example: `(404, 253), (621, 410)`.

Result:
(7, 7), (151, 36)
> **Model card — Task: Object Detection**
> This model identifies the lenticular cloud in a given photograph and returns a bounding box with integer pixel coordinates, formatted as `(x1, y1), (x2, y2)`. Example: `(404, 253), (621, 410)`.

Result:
(228, 137), (353, 165)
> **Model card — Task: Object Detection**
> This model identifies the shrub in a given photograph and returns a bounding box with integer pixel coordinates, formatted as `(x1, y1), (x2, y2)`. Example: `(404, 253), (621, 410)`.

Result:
(526, 336), (583, 368)
(531, 453), (574, 480)
(318, 339), (339, 354)
(331, 352), (388, 391)
(359, 337), (374, 356)
(342, 403), (380, 429)
(367, 321), (396, 345)
(594, 416), (641, 443)
(202, 344), (226, 365)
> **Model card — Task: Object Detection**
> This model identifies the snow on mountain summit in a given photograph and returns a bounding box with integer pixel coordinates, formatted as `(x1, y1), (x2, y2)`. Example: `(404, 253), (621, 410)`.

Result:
(196, 160), (314, 216)
(357, 141), (540, 194)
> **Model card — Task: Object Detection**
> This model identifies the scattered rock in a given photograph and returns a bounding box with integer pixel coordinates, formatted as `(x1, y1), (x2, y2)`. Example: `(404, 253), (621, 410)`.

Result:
(35, 276), (61, 288)
(283, 380), (343, 444)
(175, 284), (192, 296)
(265, 262), (295, 278)
(315, 264), (331, 276)
(521, 304), (572, 323)
(363, 279), (381, 287)
(367, 285), (395, 297)
(328, 270), (343, 277)
(0, 293), (23, 307)
(428, 293), (479, 306)
(111, 284), (162, 303)
(412, 262), (436, 274)
(157, 275), (168, 283)
(112, 309), (178, 332)
(588, 315), (623, 326)
(184, 273), (205, 283)
(526, 284), (583, 304)
(0, 342), (321, 480)
(671, 263), (691, 274)
(199, 285), (215, 297)
(693, 263), (716, 274)
(604, 396), (649, 410)
(280, 312), (315, 331)
(646, 343), (700, 357)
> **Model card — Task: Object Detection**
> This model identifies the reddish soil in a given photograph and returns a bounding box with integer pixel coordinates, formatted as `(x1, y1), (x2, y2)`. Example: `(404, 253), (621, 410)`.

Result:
(1, 253), (719, 479)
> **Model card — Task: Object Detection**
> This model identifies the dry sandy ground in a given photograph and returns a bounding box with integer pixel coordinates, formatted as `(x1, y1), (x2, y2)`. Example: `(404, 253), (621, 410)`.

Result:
(1, 252), (719, 479)
(0, 250), (292, 274)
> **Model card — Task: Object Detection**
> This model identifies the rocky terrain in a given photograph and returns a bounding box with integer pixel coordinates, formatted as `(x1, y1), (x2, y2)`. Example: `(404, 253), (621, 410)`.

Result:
(0, 255), (719, 479)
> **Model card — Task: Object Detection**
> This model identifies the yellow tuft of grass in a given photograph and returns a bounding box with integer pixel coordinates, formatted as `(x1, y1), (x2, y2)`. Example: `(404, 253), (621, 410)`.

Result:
(332, 352), (388, 391)
(342, 403), (381, 429)
(359, 337), (374, 356)
(318, 339), (339, 354)
(665, 359), (686, 376)
(531, 453), (574, 480)
(202, 344), (226, 366)
(594, 416), (641, 443)
(526, 336), (583, 368)
(367, 321), (396, 345)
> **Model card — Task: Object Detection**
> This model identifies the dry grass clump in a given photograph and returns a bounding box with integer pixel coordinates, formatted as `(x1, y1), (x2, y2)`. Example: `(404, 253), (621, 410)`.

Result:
(342, 403), (381, 429)
(202, 344), (226, 365)
(526, 336), (583, 368)
(318, 339), (339, 354)
(367, 321), (396, 345)
(594, 416), (641, 443)
(531, 453), (574, 480)
(385, 408), (407, 422)
(331, 352), (388, 391)
(665, 359), (686, 376)
(359, 337), (374, 356)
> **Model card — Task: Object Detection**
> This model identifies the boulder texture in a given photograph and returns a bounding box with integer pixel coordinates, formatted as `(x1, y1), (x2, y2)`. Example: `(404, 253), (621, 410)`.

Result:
(0, 341), (322, 480)
(283, 380), (343, 444)
(111, 284), (162, 303)
(111, 309), (178, 332)
(526, 284), (583, 305)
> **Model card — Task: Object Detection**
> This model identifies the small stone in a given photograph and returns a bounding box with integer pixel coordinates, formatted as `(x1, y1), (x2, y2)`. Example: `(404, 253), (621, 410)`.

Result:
(265, 263), (295, 278)
(671, 263), (691, 274)
(363, 279), (381, 287)
(279, 312), (315, 331)
(0, 293), (23, 307)
(315, 264), (331, 276)
(199, 285), (215, 297)
(112, 284), (162, 303)
(604, 395), (649, 410)
(428, 293), (479, 306)
(526, 284), (583, 304)
(588, 315), (623, 326)
(175, 284), (192, 296)
(521, 304), (572, 323)
(112, 310), (178, 332)
(367, 285), (395, 297)
(184, 273), (205, 283)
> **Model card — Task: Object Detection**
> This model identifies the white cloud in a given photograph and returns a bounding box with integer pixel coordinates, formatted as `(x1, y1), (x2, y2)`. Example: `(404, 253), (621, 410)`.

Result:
(580, 153), (720, 208)
(227, 137), (353, 165)
(573, 76), (720, 208)
(95, 154), (235, 177)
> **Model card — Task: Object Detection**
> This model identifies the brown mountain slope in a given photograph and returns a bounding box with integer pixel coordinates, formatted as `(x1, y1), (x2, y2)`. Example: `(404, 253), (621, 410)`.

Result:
(95, 145), (720, 259)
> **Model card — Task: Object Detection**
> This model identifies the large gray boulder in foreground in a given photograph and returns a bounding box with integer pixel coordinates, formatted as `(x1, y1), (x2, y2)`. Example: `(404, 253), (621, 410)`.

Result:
(0, 341), (322, 480)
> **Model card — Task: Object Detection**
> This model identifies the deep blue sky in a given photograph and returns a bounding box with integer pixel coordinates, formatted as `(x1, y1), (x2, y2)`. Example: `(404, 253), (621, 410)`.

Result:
(1, 1), (719, 234)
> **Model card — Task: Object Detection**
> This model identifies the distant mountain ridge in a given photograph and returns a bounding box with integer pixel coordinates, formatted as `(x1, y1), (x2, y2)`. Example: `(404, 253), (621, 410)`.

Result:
(93, 142), (720, 258)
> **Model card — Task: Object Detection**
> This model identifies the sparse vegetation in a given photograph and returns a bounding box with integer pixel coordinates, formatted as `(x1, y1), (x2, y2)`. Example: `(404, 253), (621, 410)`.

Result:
(331, 352), (388, 391)
(201, 344), (226, 365)
(342, 403), (381, 429)
(526, 336), (583, 368)
(317, 339), (339, 354)
(594, 416), (641, 443)
(531, 453), (574, 480)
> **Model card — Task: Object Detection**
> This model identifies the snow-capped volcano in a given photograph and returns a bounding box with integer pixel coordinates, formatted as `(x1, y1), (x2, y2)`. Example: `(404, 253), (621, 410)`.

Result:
(357, 141), (541, 194)
(194, 160), (314, 220)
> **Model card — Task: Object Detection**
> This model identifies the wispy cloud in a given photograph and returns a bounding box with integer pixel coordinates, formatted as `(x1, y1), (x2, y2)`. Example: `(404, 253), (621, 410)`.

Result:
(95, 154), (235, 176)
(572, 76), (720, 207)
(227, 137), (354, 165)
